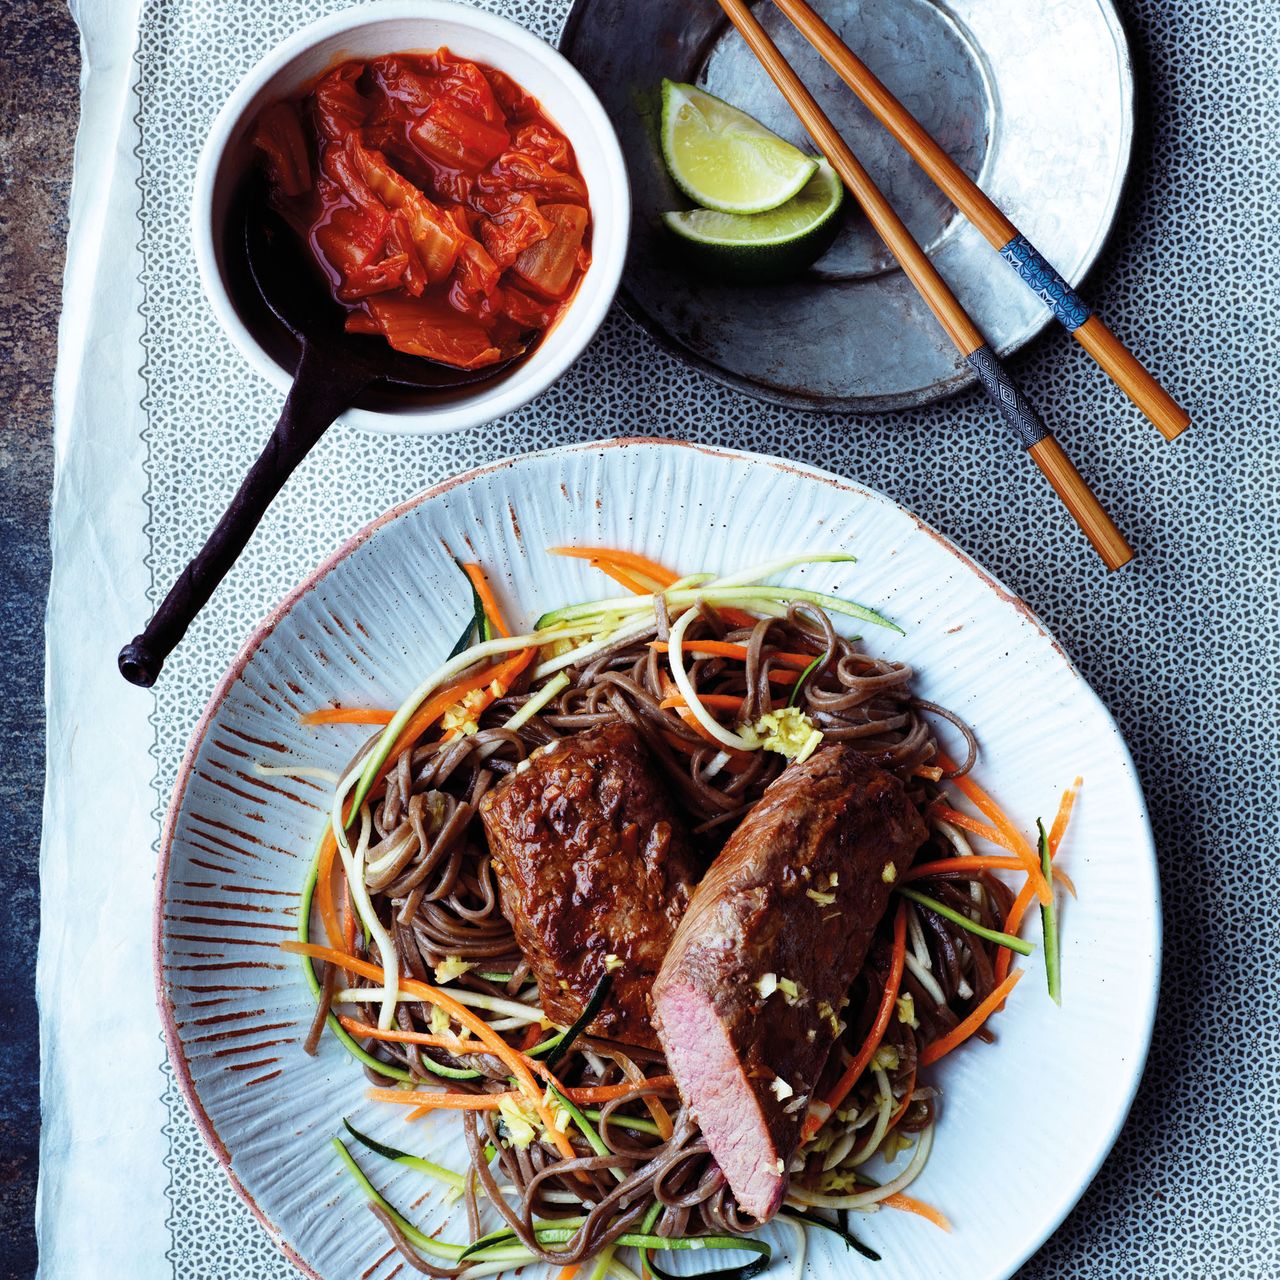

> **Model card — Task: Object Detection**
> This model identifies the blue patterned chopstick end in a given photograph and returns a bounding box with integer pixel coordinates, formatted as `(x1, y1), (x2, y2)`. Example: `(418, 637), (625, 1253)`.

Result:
(965, 344), (1050, 449)
(1000, 234), (1093, 331)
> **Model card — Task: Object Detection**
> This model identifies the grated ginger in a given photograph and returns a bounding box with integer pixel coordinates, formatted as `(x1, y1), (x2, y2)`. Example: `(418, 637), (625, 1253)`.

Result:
(753, 706), (824, 762)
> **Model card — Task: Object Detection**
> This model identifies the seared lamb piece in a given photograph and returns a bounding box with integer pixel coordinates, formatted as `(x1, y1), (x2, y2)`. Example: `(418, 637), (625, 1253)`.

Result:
(651, 745), (927, 1220)
(478, 722), (700, 1048)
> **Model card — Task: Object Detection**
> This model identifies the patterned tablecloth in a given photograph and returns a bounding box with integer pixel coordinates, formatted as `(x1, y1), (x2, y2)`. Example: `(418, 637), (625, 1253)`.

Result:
(42, 1), (1277, 1277)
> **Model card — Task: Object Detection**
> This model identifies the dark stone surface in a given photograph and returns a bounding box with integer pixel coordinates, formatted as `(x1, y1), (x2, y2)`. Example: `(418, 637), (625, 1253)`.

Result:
(0, 3), (79, 1276)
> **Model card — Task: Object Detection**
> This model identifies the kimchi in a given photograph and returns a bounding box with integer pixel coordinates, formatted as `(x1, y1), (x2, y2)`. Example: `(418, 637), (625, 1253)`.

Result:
(251, 51), (592, 370)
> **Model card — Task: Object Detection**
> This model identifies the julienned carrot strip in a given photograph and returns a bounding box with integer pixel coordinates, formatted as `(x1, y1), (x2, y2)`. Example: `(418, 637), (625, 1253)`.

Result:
(339, 1016), (487, 1056)
(930, 804), (1014, 851)
(994, 884), (1037, 989)
(590, 560), (660, 595)
(1048, 777), (1083, 850)
(322, 570), (522, 747)
(671, 707), (754, 758)
(569, 1077), (676, 1104)
(287, 943), (537, 1089)
(556, 1264), (581, 1280)
(902, 855), (1076, 898)
(715, 606), (763, 629)
(343, 1017), (675, 1102)
(660, 693), (744, 713)
(665, 670), (793, 701)
(651, 640), (817, 670)
(919, 969), (1023, 1066)
(388, 667), (503, 759)
(281, 939), (575, 1161)
(341, 874), (356, 958)
(603, 1053), (674, 1140)
(440, 647), (537, 743)
(461, 563), (511, 638)
(371, 1078), (676, 1109)
(657, 677), (747, 746)
(993, 780), (1080, 986)
(548, 546), (679, 588)
(370, 1088), (506, 1111)
(937, 801), (1074, 904)
(802, 902), (907, 1143)
(1052, 866), (1077, 899)
(397, 647), (534, 754)
(935, 753), (1051, 905)
(882, 1193), (952, 1232)
(300, 707), (396, 726)
(550, 547), (762, 625)
(313, 831), (344, 954)
(373, 1088), (506, 1111)
(475, 646), (535, 696)
(315, 780), (370, 958)
(660, 731), (699, 757)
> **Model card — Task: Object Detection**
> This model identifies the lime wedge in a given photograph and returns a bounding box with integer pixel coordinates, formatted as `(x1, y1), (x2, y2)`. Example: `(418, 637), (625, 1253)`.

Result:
(661, 80), (819, 214)
(662, 159), (844, 283)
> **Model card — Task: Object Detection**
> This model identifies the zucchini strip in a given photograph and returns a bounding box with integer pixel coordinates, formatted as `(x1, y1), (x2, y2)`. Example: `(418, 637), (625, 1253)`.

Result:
(343, 1119), (467, 1189)
(296, 830), (414, 1081)
(585, 1108), (660, 1137)
(446, 607), (481, 661)
(502, 671), (571, 731)
(702, 552), (856, 588)
(331, 1138), (468, 1261)
(542, 972), (614, 1069)
(895, 887), (1035, 956)
(780, 1209), (881, 1261)
(545, 1083), (624, 1181)
(466, 1228), (770, 1270)
(1038, 819), (1062, 1004)
(540, 586), (899, 634)
(787, 653), (826, 708)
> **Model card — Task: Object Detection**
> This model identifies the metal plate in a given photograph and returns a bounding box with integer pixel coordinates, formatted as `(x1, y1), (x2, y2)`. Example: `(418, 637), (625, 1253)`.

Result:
(560, 0), (1134, 412)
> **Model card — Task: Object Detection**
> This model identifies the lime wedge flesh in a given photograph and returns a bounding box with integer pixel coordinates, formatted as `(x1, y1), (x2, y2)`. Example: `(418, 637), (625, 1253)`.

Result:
(661, 79), (818, 214)
(662, 160), (844, 283)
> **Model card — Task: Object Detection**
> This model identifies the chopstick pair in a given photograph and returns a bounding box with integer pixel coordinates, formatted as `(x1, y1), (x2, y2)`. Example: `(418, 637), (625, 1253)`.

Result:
(713, 0), (1184, 569)
(770, 0), (1189, 445)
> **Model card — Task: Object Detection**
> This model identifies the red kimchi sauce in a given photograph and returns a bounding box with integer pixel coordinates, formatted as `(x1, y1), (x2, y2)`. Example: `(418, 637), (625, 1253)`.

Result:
(251, 50), (592, 370)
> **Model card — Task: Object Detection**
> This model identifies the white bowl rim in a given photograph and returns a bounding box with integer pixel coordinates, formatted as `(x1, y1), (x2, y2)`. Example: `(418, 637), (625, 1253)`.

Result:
(153, 435), (1162, 1280)
(190, 0), (630, 436)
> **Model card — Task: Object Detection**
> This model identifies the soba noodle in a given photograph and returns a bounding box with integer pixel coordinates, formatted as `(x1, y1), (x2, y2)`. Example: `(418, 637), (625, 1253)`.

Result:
(311, 600), (1003, 1270)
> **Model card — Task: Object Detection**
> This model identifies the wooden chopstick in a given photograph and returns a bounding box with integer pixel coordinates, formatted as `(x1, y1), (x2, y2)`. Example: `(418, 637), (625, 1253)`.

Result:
(713, 0), (1133, 570)
(770, 0), (1189, 441)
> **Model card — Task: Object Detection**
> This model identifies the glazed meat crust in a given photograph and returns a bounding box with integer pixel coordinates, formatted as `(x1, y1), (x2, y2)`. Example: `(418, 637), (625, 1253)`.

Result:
(651, 745), (928, 1219)
(479, 722), (701, 1047)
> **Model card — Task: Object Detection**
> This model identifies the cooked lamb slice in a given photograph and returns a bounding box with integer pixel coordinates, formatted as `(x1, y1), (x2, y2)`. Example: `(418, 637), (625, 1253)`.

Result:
(478, 722), (700, 1049)
(651, 745), (927, 1220)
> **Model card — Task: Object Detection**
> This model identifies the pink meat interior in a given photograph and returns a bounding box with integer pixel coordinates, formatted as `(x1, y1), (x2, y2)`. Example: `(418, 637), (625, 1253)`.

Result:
(655, 981), (785, 1220)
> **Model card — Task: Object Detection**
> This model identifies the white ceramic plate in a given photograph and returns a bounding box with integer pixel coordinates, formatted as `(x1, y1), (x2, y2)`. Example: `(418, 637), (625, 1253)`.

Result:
(156, 439), (1160, 1280)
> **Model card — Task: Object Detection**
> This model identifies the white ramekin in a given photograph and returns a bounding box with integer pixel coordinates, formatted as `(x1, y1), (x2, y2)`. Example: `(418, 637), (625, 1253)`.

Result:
(192, 0), (629, 435)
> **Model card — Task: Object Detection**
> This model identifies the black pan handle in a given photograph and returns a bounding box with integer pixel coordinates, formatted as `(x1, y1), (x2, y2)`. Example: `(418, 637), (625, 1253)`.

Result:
(118, 342), (370, 687)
